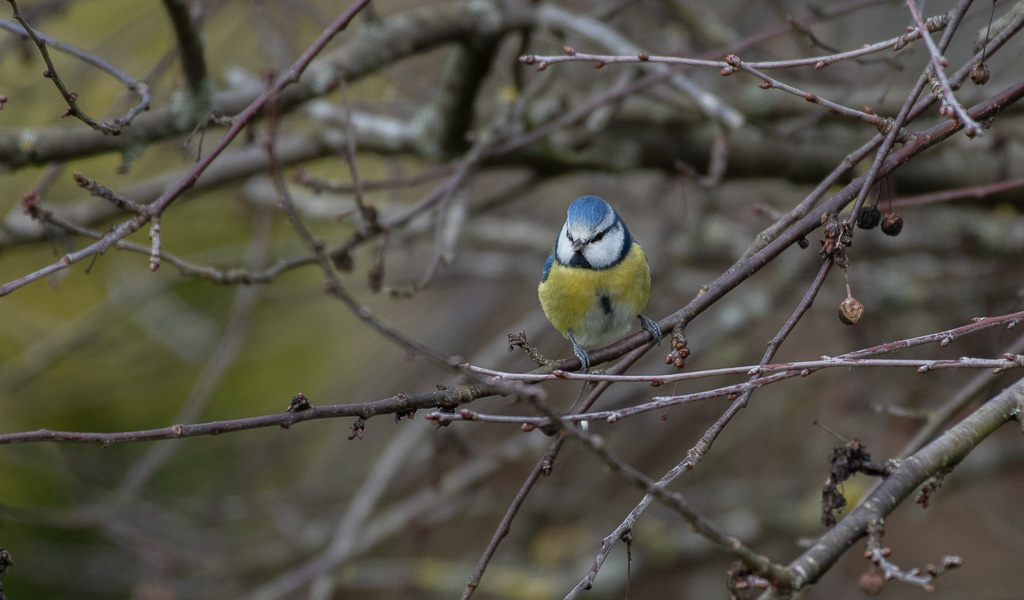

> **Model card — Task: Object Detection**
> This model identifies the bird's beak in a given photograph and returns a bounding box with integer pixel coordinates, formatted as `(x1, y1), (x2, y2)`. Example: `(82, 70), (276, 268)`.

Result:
(572, 238), (586, 252)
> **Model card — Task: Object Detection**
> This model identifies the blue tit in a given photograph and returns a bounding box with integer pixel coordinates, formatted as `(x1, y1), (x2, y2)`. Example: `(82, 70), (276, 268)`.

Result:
(538, 195), (662, 372)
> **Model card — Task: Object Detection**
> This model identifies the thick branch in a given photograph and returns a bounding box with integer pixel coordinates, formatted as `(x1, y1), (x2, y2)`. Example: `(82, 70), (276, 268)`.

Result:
(162, 0), (212, 127)
(787, 377), (1024, 590)
(0, 2), (536, 167)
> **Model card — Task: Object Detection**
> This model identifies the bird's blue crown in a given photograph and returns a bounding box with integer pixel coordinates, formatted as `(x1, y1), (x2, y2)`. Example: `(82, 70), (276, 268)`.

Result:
(566, 195), (614, 228)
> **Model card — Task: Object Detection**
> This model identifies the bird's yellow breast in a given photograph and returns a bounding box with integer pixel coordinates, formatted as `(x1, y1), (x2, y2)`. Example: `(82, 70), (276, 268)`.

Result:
(538, 243), (651, 347)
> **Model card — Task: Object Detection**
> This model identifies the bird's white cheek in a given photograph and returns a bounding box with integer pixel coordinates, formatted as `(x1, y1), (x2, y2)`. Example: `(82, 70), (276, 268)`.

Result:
(583, 245), (613, 268)
(584, 228), (625, 268)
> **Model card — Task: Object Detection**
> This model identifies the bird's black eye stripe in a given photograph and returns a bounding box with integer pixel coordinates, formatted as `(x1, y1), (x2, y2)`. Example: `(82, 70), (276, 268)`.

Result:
(593, 222), (617, 243)
(566, 230), (574, 242)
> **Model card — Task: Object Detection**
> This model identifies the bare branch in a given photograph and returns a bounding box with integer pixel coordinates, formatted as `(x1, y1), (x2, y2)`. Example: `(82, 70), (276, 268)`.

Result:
(788, 378), (1024, 589)
(1, 4), (150, 133)
(0, 387), (491, 447)
(905, 0), (983, 137)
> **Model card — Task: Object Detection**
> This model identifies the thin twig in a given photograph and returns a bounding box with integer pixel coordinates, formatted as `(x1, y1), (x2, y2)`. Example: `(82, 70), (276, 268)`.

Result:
(117, 211), (269, 497)
(263, 80), (455, 368)
(0, 0), (373, 298)
(337, 76), (378, 229)
(437, 350), (1024, 425)
(19, 194), (313, 282)
(461, 346), (648, 599)
(898, 328), (1024, 456)
(905, 0), (982, 137)
(0, 19), (141, 89)
(648, 72), (1024, 369)
(787, 378), (1024, 588)
(147, 0), (371, 218)
(534, 4), (743, 129)
(520, 10), (953, 73)
(843, 0), (972, 229)
(742, 0), (1024, 259)
(461, 353), (1024, 386)
(0, 7), (150, 133)
(526, 395), (793, 589)
(0, 387), (491, 447)
(725, 56), (886, 128)
(863, 520), (960, 592)
(460, 437), (567, 599)
(560, 302), (1023, 594)
(890, 176), (1024, 208)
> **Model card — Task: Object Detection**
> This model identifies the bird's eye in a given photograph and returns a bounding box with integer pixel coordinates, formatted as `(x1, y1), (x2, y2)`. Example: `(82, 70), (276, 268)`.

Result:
(593, 231), (605, 242)
(566, 231), (574, 242)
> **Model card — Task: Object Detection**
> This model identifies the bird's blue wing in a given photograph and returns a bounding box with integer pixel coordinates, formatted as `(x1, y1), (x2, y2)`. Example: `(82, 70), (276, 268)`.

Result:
(541, 252), (555, 282)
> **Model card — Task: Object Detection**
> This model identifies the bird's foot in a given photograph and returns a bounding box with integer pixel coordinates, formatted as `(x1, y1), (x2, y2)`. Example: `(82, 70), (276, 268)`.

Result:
(639, 314), (662, 344)
(568, 333), (591, 373)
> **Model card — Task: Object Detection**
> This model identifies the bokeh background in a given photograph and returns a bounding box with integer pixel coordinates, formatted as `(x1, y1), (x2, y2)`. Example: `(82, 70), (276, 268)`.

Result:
(2, 0), (1024, 598)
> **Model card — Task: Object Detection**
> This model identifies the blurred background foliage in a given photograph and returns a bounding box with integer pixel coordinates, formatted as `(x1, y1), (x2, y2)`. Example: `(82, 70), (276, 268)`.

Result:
(1, 0), (1024, 598)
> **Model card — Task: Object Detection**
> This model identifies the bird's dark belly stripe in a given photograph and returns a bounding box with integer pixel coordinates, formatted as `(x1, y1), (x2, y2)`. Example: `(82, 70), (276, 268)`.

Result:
(600, 294), (613, 315)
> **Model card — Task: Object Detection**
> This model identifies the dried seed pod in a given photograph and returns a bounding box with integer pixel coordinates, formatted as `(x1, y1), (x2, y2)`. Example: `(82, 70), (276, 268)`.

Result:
(970, 62), (990, 85)
(881, 211), (903, 236)
(859, 572), (884, 596)
(857, 205), (882, 230)
(839, 296), (864, 325)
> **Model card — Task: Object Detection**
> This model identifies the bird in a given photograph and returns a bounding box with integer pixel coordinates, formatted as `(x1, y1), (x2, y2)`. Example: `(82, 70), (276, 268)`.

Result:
(538, 195), (662, 372)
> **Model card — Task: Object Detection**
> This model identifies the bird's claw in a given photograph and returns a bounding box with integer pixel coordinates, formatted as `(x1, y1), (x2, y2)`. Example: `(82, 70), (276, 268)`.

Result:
(639, 314), (662, 344)
(568, 333), (591, 373)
